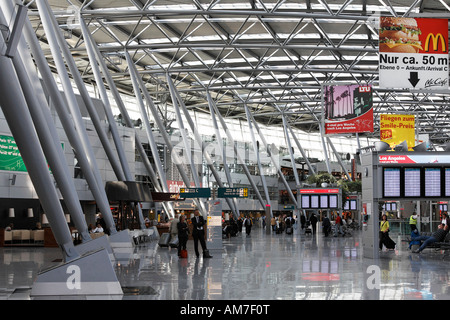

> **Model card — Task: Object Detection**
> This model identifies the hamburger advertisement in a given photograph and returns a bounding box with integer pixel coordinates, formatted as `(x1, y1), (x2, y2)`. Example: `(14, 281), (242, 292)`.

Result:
(379, 17), (448, 90)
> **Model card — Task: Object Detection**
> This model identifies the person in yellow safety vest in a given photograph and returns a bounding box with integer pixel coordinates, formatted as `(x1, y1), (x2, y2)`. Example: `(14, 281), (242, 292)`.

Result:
(409, 212), (418, 231)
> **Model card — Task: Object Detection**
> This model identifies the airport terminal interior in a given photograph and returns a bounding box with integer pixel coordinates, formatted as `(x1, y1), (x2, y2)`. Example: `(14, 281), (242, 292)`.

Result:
(0, 0), (450, 302)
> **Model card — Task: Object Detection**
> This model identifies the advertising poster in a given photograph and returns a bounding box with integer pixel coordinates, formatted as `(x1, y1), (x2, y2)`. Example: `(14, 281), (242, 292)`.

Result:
(323, 84), (373, 134)
(379, 114), (415, 150)
(379, 17), (448, 89)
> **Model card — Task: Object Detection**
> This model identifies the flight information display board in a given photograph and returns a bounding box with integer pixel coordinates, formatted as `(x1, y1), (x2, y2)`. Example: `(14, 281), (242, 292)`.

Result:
(446, 168), (450, 197)
(310, 195), (319, 208)
(320, 195), (328, 208)
(344, 199), (357, 210)
(301, 195), (310, 209)
(329, 195), (338, 209)
(424, 168), (441, 197)
(382, 166), (449, 198)
(383, 167), (401, 197)
(300, 188), (341, 209)
(404, 168), (421, 197)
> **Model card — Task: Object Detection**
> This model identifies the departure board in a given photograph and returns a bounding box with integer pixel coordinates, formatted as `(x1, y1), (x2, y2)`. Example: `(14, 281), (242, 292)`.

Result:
(329, 195), (338, 208)
(320, 195), (328, 208)
(301, 195), (310, 209)
(384, 202), (397, 211)
(383, 168), (401, 197)
(445, 169), (450, 197)
(424, 168), (441, 197)
(310, 195), (319, 208)
(404, 168), (421, 197)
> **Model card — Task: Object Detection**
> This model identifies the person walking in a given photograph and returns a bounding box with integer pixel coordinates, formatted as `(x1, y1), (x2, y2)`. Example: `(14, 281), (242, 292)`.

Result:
(169, 213), (180, 240)
(309, 213), (318, 234)
(191, 209), (213, 258)
(322, 214), (331, 237)
(244, 215), (253, 236)
(379, 214), (396, 251)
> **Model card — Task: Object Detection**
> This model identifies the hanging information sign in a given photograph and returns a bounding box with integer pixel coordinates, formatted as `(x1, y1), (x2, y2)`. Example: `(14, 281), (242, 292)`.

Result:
(379, 17), (448, 90)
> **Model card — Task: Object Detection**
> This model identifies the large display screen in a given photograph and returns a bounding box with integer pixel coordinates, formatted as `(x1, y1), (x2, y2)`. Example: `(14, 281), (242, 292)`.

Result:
(320, 195), (328, 208)
(329, 195), (338, 208)
(310, 195), (319, 208)
(404, 167), (421, 197)
(446, 168), (450, 197)
(301, 195), (310, 209)
(424, 168), (441, 197)
(383, 166), (448, 199)
(383, 167), (401, 197)
(301, 194), (340, 209)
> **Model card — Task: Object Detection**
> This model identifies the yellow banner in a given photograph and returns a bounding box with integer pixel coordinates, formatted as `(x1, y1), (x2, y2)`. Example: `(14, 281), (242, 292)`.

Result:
(379, 114), (415, 150)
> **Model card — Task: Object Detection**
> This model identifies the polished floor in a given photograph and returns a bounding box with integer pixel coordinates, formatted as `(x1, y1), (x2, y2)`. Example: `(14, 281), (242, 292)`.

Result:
(1, 225), (450, 301)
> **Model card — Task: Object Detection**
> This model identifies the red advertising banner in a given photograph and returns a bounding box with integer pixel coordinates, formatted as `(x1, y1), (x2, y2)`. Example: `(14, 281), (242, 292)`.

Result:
(323, 84), (373, 134)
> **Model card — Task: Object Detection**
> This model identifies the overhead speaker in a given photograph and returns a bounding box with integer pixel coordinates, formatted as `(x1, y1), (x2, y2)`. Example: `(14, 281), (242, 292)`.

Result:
(394, 140), (408, 152)
(374, 141), (391, 152)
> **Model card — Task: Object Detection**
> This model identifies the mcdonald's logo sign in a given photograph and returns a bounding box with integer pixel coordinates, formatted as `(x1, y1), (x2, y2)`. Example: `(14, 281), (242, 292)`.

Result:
(424, 33), (447, 52)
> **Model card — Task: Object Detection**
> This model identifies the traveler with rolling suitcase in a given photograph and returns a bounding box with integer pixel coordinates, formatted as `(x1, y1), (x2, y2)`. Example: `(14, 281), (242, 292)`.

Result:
(177, 215), (189, 258)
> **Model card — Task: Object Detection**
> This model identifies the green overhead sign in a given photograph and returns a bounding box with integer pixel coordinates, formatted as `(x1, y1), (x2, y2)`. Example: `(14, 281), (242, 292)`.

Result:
(179, 187), (211, 198)
(218, 187), (248, 198)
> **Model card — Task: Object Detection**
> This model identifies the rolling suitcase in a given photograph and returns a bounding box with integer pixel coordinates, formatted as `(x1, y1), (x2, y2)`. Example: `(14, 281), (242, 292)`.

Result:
(180, 249), (188, 259)
(169, 235), (179, 248)
(286, 227), (293, 235)
(158, 233), (171, 247)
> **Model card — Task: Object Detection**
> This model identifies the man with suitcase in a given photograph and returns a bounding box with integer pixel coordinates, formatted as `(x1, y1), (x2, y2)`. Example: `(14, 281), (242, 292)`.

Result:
(191, 209), (213, 258)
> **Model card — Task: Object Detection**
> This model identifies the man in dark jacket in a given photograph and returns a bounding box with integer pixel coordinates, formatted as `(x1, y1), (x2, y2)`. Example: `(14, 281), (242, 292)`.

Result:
(322, 214), (331, 237)
(309, 213), (318, 234)
(191, 209), (213, 258)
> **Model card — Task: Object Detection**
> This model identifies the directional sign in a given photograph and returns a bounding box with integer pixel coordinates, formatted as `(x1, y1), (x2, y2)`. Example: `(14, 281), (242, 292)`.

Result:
(179, 187), (211, 198)
(379, 17), (448, 90)
(217, 187), (248, 198)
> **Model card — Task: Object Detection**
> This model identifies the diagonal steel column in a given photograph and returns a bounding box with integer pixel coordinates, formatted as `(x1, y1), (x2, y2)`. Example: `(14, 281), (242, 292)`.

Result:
(0, 36), (79, 262)
(282, 117), (301, 188)
(77, 19), (163, 203)
(127, 57), (200, 218)
(13, 40), (92, 242)
(0, 0), (92, 242)
(80, 23), (166, 224)
(282, 116), (303, 218)
(34, 0), (117, 235)
(167, 76), (237, 217)
(247, 112), (298, 206)
(78, 16), (132, 182)
(326, 136), (352, 181)
(206, 91), (240, 218)
(244, 104), (272, 217)
(166, 76), (202, 189)
(123, 51), (174, 218)
(46, 11), (125, 183)
(287, 125), (316, 176)
(208, 96), (266, 209)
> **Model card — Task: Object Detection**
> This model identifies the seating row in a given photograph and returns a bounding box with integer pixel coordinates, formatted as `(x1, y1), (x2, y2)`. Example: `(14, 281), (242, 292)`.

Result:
(4, 229), (44, 246)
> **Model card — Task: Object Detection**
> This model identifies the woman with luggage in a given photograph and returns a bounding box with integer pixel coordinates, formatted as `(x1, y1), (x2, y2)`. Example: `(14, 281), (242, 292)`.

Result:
(379, 214), (396, 251)
(177, 215), (189, 258)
